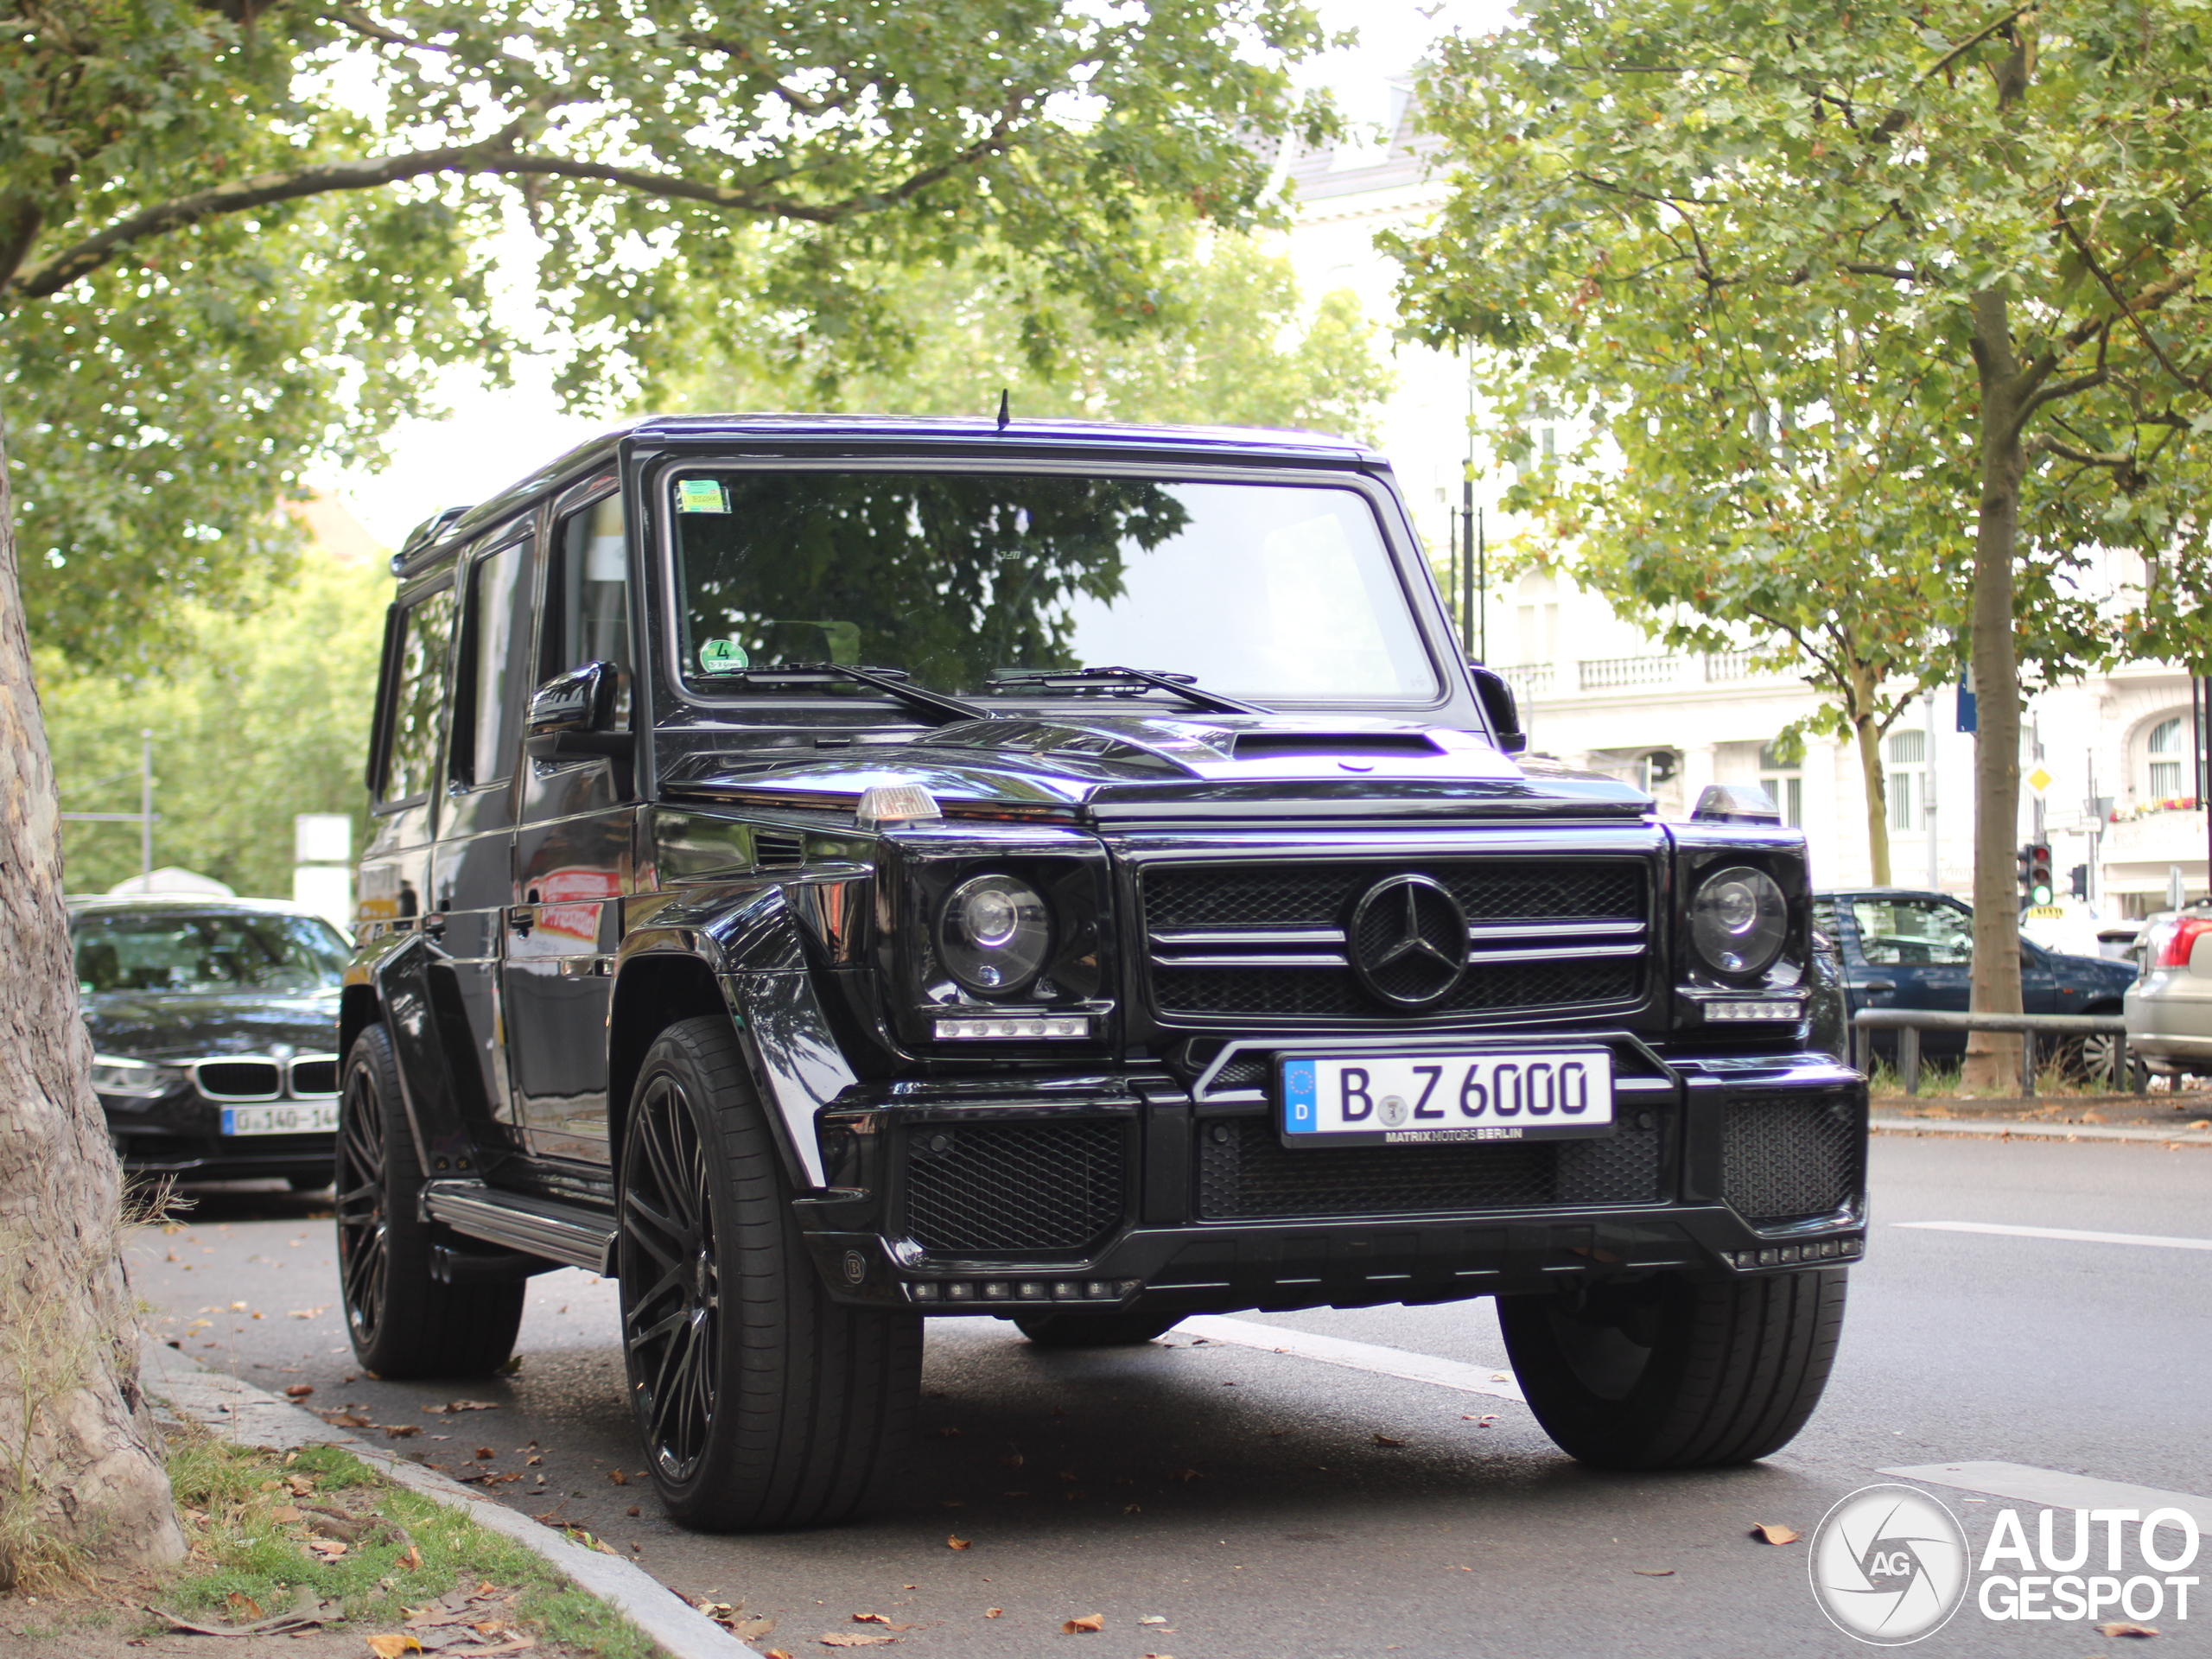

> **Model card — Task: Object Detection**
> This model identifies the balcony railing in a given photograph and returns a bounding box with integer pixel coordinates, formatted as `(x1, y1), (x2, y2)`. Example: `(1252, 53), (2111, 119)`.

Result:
(1497, 651), (1794, 697)
(1578, 653), (1685, 692)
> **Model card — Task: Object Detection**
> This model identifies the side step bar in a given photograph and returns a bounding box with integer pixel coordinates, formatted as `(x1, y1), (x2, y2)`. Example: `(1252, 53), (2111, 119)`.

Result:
(420, 1180), (620, 1277)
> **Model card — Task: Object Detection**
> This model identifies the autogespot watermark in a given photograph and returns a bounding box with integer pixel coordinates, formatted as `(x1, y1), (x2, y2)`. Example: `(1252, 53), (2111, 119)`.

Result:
(1808, 1484), (2203, 1645)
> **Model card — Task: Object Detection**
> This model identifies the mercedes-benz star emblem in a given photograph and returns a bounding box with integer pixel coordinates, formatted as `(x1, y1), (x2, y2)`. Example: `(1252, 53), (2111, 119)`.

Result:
(1347, 874), (1469, 1009)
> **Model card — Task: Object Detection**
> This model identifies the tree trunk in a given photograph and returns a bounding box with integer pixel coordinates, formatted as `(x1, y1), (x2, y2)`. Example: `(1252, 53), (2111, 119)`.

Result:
(1964, 288), (2027, 1090)
(0, 405), (183, 1586)
(1850, 670), (1893, 886)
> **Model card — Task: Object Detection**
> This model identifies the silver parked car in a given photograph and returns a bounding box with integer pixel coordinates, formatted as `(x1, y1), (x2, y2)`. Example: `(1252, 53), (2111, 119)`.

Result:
(2123, 906), (2212, 1080)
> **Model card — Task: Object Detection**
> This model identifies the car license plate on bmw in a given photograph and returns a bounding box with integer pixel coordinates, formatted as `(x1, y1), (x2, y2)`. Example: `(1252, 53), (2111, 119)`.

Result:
(1279, 1050), (1615, 1146)
(219, 1103), (340, 1136)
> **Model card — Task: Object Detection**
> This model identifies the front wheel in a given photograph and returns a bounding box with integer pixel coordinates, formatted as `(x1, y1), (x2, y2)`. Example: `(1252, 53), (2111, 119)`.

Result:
(619, 1016), (920, 1531)
(1498, 1268), (1846, 1470)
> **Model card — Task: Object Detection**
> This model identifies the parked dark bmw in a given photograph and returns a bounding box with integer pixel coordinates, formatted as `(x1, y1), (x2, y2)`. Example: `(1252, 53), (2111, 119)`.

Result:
(340, 415), (1868, 1534)
(1815, 887), (2138, 1071)
(72, 894), (350, 1187)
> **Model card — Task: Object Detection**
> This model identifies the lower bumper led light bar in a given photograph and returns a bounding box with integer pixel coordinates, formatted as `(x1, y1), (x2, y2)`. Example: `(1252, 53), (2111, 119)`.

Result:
(934, 1014), (1091, 1040)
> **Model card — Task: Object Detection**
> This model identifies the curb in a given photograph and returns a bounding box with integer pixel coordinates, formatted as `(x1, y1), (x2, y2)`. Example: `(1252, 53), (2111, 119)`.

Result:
(1871, 1114), (2212, 1145)
(140, 1338), (760, 1659)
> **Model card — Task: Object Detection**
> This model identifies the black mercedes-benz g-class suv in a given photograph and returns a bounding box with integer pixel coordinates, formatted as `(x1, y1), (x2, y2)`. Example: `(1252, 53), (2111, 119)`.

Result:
(340, 415), (1864, 1533)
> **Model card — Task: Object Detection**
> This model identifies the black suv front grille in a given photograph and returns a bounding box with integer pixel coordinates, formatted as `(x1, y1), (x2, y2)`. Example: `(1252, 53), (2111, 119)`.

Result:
(1142, 858), (1650, 1023)
(1720, 1095), (1863, 1224)
(903, 1120), (1129, 1257)
(1195, 1115), (1662, 1220)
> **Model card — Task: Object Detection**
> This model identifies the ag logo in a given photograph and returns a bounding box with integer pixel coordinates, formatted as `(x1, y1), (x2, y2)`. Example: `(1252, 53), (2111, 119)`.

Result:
(1808, 1484), (1970, 1645)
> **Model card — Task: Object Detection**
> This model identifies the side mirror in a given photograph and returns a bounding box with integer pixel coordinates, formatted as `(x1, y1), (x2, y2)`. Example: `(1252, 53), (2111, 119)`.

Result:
(1466, 663), (1526, 754)
(524, 662), (632, 760)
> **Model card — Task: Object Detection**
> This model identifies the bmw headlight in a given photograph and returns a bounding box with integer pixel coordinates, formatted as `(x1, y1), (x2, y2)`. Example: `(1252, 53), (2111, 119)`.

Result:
(938, 874), (1052, 996)
(90, 1055), (183, 1098)
(1688, 866), (1788, 976)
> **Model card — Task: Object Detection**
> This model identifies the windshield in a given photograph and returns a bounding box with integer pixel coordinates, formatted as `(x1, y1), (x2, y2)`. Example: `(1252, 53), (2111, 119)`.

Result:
(668, 472), (1437, 702)
(73, 912), (349, 996)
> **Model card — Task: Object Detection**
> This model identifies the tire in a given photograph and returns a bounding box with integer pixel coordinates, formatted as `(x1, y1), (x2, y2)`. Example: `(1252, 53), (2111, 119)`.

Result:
(335, 1024), (524, 1378)
(1498, 1268), (1847, 1470)
(1013, 1312), (1181, 1348)
(618, 1016), (920, 1531)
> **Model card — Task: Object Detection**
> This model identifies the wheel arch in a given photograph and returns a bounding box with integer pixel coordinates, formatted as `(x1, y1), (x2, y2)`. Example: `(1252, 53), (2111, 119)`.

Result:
(607, 951), (731, 1166)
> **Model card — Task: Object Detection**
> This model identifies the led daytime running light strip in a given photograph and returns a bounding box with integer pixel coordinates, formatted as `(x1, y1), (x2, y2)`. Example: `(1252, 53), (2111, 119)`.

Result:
(934, 1015), (1090, 1040)
(1705, 1000), (1803, 1022)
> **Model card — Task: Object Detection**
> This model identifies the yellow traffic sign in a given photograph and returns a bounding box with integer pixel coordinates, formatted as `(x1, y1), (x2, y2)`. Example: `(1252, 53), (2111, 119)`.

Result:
(2026, 766), (2054, 793)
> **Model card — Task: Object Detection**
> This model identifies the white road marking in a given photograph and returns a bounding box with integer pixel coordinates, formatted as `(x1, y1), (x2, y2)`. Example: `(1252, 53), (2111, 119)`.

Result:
(1170, 1314), (1528, 1404)
(1879, 1461), (2212, 1533)
(1895, 1220), (2212, 1252)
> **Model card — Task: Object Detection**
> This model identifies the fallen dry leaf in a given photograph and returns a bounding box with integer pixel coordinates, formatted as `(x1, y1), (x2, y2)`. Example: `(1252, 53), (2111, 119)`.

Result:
(284, 1383), (315, 1399)
(385, 1424), (422, 1440)
(946, 1535), (970, 1549)
(765, 1651), (793, 1659)
(817, 1635), (897, 1648)
(1750, 1523), (1801, 1546)
(399, 1543), (423, 1571)
(321, 1412), (374, 1428)
(423, 1401), (501, 1413)
(226, 1592), (265, 1622)
(1371, 1433), (1405, 1447)
(289, 1307), (327, 1319)
(984, 1609), (1002, 1618)
(475, 1447), (498, 1461)
(1063, 1614), (1105, 1634)
(1633, 1568), (1675, 1578)
(2098, 1624), (2159, 1638)
(308, 1539), (347, 1560)
(1123, 1504), (1142, 1515)
(1137, 1618), (1167, 1627)
(365, 1637), (424, 1658)
(270, 1505), (302, 1525)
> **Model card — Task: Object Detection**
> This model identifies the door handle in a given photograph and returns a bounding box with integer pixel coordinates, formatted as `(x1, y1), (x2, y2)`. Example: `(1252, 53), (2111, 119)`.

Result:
(1855, 980), (1896, 995)
(506, 906), (534, 937)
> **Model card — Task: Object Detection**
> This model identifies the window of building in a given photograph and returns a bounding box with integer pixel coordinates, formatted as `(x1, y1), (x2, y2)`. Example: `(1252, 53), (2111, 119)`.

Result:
(1516, 568), (1560, 666)
(1758, 739), (1803, 827)
(1886, 728), (1926, 834)
(2148, 715), (2186, 799)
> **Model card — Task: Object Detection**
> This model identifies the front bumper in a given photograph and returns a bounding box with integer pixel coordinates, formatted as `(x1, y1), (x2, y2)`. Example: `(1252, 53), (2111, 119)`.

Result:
(100, 1089), (335, 1182)
(795, 1046), (1867, 1314)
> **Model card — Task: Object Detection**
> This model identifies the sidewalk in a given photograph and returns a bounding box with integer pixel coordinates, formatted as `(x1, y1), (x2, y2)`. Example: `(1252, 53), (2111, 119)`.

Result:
(141, 1338), (760, 1659)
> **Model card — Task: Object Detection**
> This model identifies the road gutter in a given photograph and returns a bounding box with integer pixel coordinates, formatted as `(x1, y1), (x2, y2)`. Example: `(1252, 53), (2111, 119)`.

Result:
(1871, 1115), (2212, 1145)
(140, 1338), (762, 1659)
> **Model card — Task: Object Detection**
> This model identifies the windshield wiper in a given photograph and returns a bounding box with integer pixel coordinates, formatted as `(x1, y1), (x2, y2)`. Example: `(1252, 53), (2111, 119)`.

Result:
(984, 666), (1271, 717)
(708, 663), (992, 726)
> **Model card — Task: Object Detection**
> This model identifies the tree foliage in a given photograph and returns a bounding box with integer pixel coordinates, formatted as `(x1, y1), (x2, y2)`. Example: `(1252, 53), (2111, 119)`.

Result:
(3, 0), (1338, 666)
(653, 225), (1395, 439)
(1390, 0), (2212, 1064)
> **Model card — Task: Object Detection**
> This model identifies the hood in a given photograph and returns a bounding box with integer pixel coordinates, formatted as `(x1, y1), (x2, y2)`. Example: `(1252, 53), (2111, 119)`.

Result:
(658, 712), (1650, 824)
(80, 989), (342, 1062)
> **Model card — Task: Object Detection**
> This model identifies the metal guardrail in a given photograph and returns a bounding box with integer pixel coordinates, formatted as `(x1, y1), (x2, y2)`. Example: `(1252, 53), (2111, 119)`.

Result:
(1851, 1008), (2142, 1097)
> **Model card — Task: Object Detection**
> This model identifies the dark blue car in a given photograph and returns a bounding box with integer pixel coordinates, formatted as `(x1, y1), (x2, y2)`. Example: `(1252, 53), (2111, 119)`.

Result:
(1815, 888), (2138, 1074)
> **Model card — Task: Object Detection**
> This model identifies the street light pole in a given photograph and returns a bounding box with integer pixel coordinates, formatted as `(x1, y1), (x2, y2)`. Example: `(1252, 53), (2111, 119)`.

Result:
(139, 729), (153, 887)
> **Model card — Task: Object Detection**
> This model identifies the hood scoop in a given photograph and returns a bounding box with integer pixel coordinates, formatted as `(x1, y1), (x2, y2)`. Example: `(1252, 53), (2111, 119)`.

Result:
(1229, 732), (1443, 761)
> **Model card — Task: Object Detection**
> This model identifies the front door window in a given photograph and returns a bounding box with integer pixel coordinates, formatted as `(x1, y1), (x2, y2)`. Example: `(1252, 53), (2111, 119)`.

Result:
(1849, 897), (1973, 967)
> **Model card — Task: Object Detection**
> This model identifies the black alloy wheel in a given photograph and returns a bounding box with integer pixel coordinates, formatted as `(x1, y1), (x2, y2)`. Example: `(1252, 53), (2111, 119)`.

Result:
(335, 1024), (523, 1378)
(618, 1017), (920, 1531)
(620, 1070), (720, 1483)
(1498, 1268), (1847, 1470)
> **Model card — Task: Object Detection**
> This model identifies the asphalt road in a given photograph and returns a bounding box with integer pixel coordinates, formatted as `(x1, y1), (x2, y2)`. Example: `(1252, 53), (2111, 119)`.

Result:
(136, 1134), (2212, 1658)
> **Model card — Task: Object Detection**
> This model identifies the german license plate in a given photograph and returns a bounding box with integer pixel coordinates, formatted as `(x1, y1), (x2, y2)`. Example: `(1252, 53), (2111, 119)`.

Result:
(1279, 1050), (1615, 1146)
(219, 1102), (340, 1136)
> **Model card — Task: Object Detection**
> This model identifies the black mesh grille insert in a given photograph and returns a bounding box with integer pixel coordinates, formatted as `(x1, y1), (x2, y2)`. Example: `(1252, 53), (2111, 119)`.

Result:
(1156, 959), (1641, 1019)
(1147, 861), (1645, 931)
(1196, 1116), (1662, 1219)
(194, 1060), (283, 1099)
(904, 1120), (1128, 1256)
(1721, 1095), (1864, 1224)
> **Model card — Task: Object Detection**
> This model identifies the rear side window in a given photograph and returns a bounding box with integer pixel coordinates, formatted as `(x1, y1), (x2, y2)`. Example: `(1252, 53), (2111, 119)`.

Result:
(456, 538), (533, 787)
(378, 585), (455, 806)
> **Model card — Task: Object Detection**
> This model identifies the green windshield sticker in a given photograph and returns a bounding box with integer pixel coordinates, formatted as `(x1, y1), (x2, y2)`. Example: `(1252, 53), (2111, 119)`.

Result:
(698, 638), (748, 674)
(677, 479), (729, 514)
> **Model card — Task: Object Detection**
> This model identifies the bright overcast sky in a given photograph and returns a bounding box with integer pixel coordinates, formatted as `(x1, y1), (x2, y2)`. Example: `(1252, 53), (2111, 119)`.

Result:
(317, 0), (1516, 548)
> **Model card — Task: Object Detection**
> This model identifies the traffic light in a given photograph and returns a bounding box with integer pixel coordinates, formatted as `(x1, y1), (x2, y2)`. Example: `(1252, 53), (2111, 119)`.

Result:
(2069, 863), (2089, 901)
(2017, 843), (2034, 901)
(2026, 842), (2054, 906)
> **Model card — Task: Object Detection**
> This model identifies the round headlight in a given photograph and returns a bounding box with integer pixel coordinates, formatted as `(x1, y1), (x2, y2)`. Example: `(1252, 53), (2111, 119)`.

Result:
(938, 874), (1052, 996)
(1688, 866), (1788, 976)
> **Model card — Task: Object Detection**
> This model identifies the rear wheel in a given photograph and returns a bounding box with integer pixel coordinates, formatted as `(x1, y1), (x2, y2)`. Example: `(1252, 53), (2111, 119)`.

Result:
(1498, 1268), (1846, 1469)
(1014, 1312), (1180, 1349)
(619, 1016), (920, 1531)
(335, 1024), (524, 1378)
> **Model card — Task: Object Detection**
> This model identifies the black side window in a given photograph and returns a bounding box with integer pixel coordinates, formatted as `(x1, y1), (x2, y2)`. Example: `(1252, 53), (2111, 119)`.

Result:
(544, 493), (630, 682)
(454, 537), (534, 788)
(377, 585), (455, 806)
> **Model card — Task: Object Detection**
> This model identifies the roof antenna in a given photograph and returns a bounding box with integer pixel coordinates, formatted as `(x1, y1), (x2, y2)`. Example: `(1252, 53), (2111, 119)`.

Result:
(995, 388), (1010, 431)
